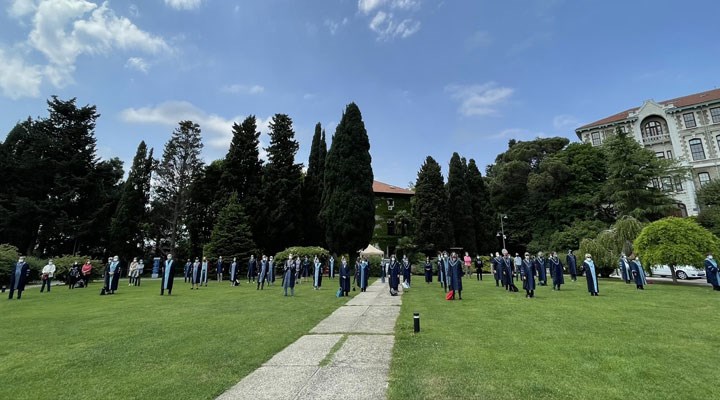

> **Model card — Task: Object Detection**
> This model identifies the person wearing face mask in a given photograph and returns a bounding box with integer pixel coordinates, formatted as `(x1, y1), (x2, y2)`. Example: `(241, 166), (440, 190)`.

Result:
(475, 255), (483, 281)
(549, 252), (564, 291)
(161, 254), (176, 295)
(9, 256), (30, 299)
(128, 257), (138, 286)
(81, 259), (93, 287)
(201, 257), (209, 287)
(184, 259), (192, 283)
(618, 253), (631, 284)
(402, 255), (412, 289)
(358, 256), (369, 292)
(312, 256), (323, 290)
(135, 259), (144, 286)
(258, 255), (268, 290)
(502, 250), (517, 292)
(521, 252), (536, 298)
(68, 261), (80, 289)
(216, 256), (224, 283)
(448, 252), (463, 300)
(230, 257), (238, 286)
(104, 256), (121, 294)
(247, 255), (257, 284)
(40, 259), (56, 293)
(535, 252), (547, 286)
(339, 256), (351, 296)
(628, 253), (646, 290)
(582, 254), (599, 296)
(437, 252), (446, 291)
(282, 254), (297, 296)
(328, 256), (335, 280)
(191, 258), (201, 290)
(705, 253), (720, 291)
(566, 250), (577, 281)
(491, 252), (501, 287)
(424, 256), (433, 284)
(388, 254), (400, 295)
(268, 256), (275, 286)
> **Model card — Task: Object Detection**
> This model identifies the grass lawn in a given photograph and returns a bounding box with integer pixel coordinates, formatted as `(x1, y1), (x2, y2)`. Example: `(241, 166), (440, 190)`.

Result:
(389, 277), (719, 400)
(0, 277), (350, 400)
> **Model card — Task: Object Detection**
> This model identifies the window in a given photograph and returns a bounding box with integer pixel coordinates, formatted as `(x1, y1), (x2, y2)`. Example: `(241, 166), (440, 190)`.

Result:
(591, 131), (601, 146)
(674, 177), (684, 191)
(387, 199), (395, 211)
(711, 107), (720, 124)
(643, 121), (663, 137)
(666, 150), (673, 159)
(655, 151), (665, 159)
(387, 220), (396, 236)
(661, 177), (673, 192)
(689, 138), (706, 160)
(683, 112), (697, 128)
(716, 135), (720, 154)
(651, 178), (660, 189)
(699, 172), (711, 187)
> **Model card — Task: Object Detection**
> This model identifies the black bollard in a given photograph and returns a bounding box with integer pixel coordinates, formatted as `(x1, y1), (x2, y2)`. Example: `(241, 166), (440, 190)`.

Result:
(413, 312), (420, 333)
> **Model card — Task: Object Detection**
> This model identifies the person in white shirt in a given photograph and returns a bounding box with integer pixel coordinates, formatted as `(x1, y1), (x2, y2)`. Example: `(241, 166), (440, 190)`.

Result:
(40, 259), (56, 293)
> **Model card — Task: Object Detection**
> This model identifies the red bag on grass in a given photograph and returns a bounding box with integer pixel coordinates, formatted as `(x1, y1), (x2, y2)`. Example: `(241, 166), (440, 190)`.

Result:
(446, 290), (454, 300)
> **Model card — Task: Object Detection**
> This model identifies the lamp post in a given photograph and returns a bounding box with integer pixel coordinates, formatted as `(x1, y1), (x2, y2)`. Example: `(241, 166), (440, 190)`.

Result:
(496, 214), (507, 249)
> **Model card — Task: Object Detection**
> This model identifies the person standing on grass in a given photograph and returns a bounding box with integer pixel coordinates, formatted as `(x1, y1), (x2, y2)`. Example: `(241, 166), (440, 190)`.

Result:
(491, 252), (501, 287)
(535, 252), (548, 286)
(9, 256), (29, 299)
(463, 252), (472, 277)
(388, 255), (400, 295)
(437, 252), (447, 291)
(402, 255), (412, 288)
(475, 255), (483, 281)
(448, 252), (463, 300)
(514, 253), (522, 282)
(40, 259), (56, 293)
(549, 252), (564, 290)
(502, 250), (515, 291)
(329, 256), (335, 279)
(230, 257), (238, 286)
(161, 254), (176, 296)
(705, 253), (720, 291)
(521, 252), (536, 298)
(68, 262), (80, 289)
(247, 255), (257, 283)
(135, 259), (144, 286)
(358, 256), (370, 292)
(424, 256), (433, 284)
(583, 254), (599, 296)
(199, 257), (210, 287)
(268, 256), (275, 286)
(566, 250), (577, 281)
(191, 258), (201, 290)
(128, 258), (138, 286)
(216, 256), (224, 283)
(184, 259), (191, 283)
(629, 254), (646, 290)
(312, 256), (323, 290)
(81, 259), (93, 287)
(104, 256), (121, 295)
(618, 253), (631, 284)
(281, 255), (296, 296)
(257, 255), (268, 290)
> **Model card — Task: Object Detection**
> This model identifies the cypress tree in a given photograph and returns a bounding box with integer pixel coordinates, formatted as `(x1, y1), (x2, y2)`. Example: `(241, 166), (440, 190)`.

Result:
(109, 141), (155, 258)
(204, 193), (256, 261)
(320, 103), (375, 262)
(261, 114), (303, 253)
(412, 156), (453, 254)
(447, 153), (476, 254)
(301, 123), (326, 246)
(466, 159), (494, 254)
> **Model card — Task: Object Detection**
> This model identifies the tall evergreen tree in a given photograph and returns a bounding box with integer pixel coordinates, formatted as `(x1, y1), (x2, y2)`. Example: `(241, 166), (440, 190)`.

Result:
(186, 160), (225, 257)
(261, 114), (303, 254)
(466, 159), (494, 254)
(320, 103), (374, 262)
(204, 193), (256, 261)
(447, 153), (476, 254)
(153, 120), (204, 253)
(412, 156), (453, 254)
(109, 141), (155, 258)
(301, 123), (327, 246)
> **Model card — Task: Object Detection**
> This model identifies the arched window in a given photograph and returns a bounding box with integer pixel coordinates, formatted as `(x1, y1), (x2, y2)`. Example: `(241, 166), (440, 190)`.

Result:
(689, 139), (706, 161)
(643, 121), (663, 138)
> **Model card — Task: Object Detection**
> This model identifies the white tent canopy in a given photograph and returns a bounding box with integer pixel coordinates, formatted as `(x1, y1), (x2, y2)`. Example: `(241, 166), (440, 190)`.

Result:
(360, 244), (384, 256)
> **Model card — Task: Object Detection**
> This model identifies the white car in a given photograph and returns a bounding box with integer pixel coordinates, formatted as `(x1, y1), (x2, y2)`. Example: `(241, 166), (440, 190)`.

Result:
(650, 265), (706, 280)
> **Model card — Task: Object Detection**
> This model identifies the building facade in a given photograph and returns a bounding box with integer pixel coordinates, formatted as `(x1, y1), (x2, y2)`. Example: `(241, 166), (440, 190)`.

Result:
(575, 88), (720, 216)
(372, 180), (414, 256)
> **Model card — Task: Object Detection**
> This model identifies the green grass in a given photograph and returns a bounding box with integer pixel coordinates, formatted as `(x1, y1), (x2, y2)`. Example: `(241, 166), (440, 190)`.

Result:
(0, 278), (350, 400)
(389, 278), (720, 400)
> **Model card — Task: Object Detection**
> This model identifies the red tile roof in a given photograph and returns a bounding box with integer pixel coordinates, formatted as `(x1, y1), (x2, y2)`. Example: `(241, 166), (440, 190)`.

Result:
(577, 87), (720, 131)
(373, 180), (414, 195)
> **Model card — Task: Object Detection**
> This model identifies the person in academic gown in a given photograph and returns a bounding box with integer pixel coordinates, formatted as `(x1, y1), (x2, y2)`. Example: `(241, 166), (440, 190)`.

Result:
(313, 256), (323, 290)
(230, 257), (238, 286)
(257, 255), (268, 290)
(301, 256), (310, 283)
(618, 254), (631, 284)
(339, 256), (351, 296)
(629, 254), (646, 290)
(104, 256), (121, 294)
(582, 253), (599, 296)
(268, 256), (275, 285)
(8, 256), (30, 299)
(247, 255), (257, 283)
(200, 257), (209, 287)
(401, 255), (412, 287)
(161, 254), (176, 295)
(184, 260), (191, 283)
(521, 253), (536, 298)
(328, 256), (335, 279)
(566, 250), (577, 281)
(491, 253), (501, 287)
(423, 256), (433, 283)
(501, 250), (516, 291)
(549, 252), (565, 290)
(437, 253), (447, 291)
(282, 255), (297, 296)
(475, 255), (483, 281)
(535, 252), (548, 286)
(216, 256), (224, 283)
(705, 253), (720, 291)
(191, 258), (201, 290)
(448, 252), (464, 300)
(388, 255), (401, 295)
(358, 257), (370, 292)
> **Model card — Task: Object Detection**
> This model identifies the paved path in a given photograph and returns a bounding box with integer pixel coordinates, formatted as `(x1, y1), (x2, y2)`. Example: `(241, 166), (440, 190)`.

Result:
(217, 279), (402, 400)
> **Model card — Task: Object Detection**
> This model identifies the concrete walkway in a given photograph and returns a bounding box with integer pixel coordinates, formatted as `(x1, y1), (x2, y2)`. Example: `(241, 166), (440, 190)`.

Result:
(217, 279), (402, 400)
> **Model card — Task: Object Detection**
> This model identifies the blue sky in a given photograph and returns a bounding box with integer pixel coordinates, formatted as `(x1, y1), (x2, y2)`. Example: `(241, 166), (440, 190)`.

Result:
(1, 0), (719, 187)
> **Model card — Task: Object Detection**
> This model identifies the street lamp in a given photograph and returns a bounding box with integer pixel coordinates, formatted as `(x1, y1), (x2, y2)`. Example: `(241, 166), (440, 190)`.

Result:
(496, 214), (507, 249)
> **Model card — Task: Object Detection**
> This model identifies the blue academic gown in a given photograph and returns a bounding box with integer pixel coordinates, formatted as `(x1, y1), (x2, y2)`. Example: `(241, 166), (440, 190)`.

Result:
(502, 257), (514, 287)
(283, 261), (296, 289)
(9, 262), (29, 298)
(191, 262), (201, 284)
(402, 262), (411, 285)
(104, 262), (121, 291)
(521, 259), (536, 291)
(161, 260), (175, 294)
(583, 260), (599, 294)
(230, 262), (237, 282)
(704, 258), (719, 287)
(535, 257), (547, 284)
(618, 258), (631, 282)
(550, 258), (565, 286)
(448, 258), (463, 292)
(437, 259), (446, 287)
(566, 254), (577, 276)
(248, 258), (257, 280)
(359, 261), (369, 290)
(388, 260), (400, 291)
(313, 261), (323, 288)
(424, 262), (433, 283)
(630, 260), (646, 286)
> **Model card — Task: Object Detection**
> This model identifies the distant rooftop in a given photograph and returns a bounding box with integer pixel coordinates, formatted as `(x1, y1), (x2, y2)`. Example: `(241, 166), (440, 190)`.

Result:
(373, 180), (414, 196)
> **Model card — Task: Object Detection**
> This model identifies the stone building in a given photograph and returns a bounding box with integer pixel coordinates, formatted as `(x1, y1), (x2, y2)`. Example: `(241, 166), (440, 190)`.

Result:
(372, 180), (414, 256)
(575, 88), (720, 216)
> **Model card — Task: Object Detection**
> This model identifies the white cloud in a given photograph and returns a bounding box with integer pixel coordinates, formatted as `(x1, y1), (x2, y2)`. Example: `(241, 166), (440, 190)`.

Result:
(445, 82), (514, 117)
(358, 0), (385, 14)
(369, 11), (420, 40)
(128, 4), (139, 17)
(552, 114), (580, 130)
(164, 0), (203, 10)
(125, 56), (148, 73)
(324, 17), (348, 35)
(220, 84), (265, 95)
(0, 0), (171, 98)
(120, 101), (270, 157)
(358, 0), (419, 14)
(303, 93), (316, 100)
(488, 128), (546, 140)
(0, 47), (43, 99)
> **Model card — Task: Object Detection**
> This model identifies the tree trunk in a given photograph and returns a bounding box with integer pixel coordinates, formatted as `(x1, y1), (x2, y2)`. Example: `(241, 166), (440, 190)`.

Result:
(670, 264), (677, 284)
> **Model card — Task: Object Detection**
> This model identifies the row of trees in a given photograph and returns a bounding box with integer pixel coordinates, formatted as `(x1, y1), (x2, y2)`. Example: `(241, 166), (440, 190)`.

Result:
(0, 98), (375, 266)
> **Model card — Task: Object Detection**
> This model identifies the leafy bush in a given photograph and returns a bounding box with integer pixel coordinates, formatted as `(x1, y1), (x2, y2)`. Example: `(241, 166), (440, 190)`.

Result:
(0, 244), (20, 286)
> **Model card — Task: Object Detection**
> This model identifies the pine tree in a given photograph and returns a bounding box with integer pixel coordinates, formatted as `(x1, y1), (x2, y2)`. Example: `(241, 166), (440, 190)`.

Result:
(153, 120), (204, 253)
(321, 103), (374, 262)
(204, 193), (256, 261)
(109, 141), (155, 258)
(301, 123), (327, 246)
(412, 156), (453, 254)
(185, 160), (225, 258)
(261, 114), (303, 254)
(219, 116), (263, 224)
(466, 159), (494, 254)
(447, 153), (476, 254)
